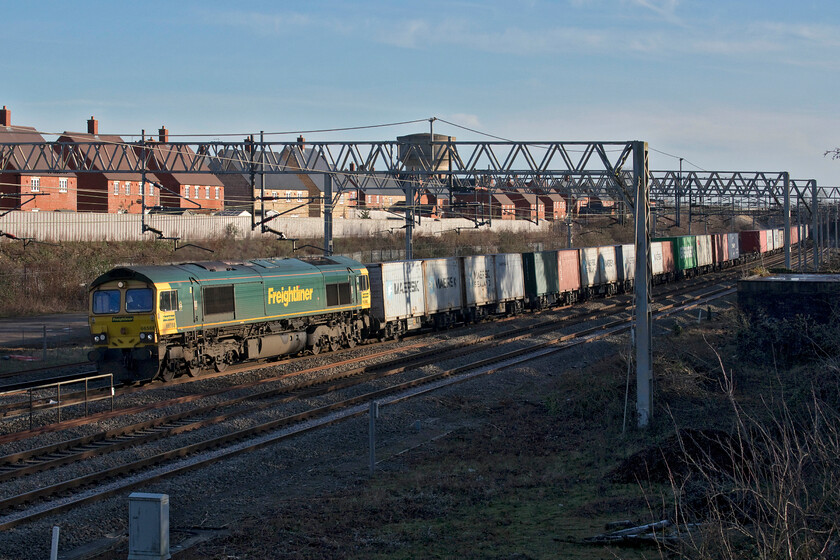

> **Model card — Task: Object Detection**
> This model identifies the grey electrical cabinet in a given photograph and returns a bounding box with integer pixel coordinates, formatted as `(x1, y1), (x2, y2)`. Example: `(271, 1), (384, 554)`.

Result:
(128, 493), (170, 560)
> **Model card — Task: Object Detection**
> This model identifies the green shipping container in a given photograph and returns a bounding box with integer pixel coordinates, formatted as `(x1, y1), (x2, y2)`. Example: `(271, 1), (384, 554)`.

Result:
(657, 236), (697, 271)
(522, 251), (559, 302)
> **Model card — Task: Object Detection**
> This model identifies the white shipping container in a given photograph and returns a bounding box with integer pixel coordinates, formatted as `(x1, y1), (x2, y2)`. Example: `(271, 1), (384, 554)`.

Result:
(367, 260), (425, 322)
(461, 255), (496, 307)
(598, 246), (618, 284)
(695, 235), (713, 267)
(651, 242), (665, 276)
(617, 244), (636, 282)
(767, 229), (776, 251)
(423, 257), (463, 313)
(579, 247), (600, 287)
(775, 229), (784, 249)
(494, 253), (525, 302)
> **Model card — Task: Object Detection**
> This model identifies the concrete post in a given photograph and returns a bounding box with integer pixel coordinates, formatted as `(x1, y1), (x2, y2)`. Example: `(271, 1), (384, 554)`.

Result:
(369, 401), (380, 476)
(50, 526), (59, 560)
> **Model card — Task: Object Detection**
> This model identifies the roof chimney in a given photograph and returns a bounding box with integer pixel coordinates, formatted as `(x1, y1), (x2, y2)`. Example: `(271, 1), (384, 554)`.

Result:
(87, 116), (98, 135)
(159, 126), (168, 143)
(0, 106), (9, 127)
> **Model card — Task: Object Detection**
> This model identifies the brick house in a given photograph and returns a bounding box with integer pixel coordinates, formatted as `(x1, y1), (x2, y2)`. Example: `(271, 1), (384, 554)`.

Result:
(56, 117), (160, 213)
(143, 127), (224, 212)
(507, 188), (545, 221)
(528, 180), (566, 220)
(249, 137), (350, 219)
(0, 106), (78, 212)
(418, 187), (449, 218)
(340, 164), (407, 213)
(452, 189), (515, 220)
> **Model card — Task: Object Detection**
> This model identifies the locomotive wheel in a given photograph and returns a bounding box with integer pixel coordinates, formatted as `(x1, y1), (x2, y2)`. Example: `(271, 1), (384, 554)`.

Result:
(330, 337), (341, 352)
(160, 367), (176, 382)
(310, 340), (322, 355)
(346, 335), (357, 349)
(187, 362), (202, 377)
(214, 360), (228, 373)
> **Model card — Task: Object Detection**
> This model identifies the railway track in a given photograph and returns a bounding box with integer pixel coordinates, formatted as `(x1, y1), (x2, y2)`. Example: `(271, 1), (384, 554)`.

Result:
(0, 276), (736, 530)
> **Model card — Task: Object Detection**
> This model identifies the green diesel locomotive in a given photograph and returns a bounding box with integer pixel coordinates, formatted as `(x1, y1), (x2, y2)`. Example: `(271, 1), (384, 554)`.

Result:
(88, 255), (372, 383)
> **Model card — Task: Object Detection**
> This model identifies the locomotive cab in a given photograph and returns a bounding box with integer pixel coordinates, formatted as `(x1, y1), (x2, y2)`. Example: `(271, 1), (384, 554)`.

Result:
(88, 270), (161, 383)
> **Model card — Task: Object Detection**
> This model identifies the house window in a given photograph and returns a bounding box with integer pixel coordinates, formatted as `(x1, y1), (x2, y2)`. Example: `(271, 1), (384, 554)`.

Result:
(30, 177), (40, 192)
(113, 181), (120, 195)
(184, 185), (190, 199)
(286, 191), (292, 202)
(272, 191), (278, 200)
(205, 186), (210, 199)
(59, 178), (68, 193)
(124, 182), (131, 195)
(194, 186), (200, 199)
(215, 187), (220, 200)
(148, 183), (154, 196)
(297, 191), (303, 202)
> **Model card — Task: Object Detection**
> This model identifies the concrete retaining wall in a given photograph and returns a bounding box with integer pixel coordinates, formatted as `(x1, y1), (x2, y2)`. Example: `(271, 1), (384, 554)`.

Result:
(0, 211), (552, 243)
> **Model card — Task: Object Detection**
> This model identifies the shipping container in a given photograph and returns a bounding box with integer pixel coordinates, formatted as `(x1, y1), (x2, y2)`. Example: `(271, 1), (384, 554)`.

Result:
(494, 253), (525, 303)
(616, 244), (636, 287)
(579, 247), (600, 287)
(695, 234), (713, 268)
(460, 255), (496, 308)
(727, 233), (740, 261)
(651, 242), (665, 276)
(712, 233), (728, 264)
(598, 246), (619, 285)
(790, 226), (799, 245)
(580, 246), (618, 289)
(557, 249), (581, 295)
(766, 229), (776, 251)
(523, 250), (560, 307)
(739, 230), (768, 254)
(422, 257), (463, 315)
(659, 236), (697, 272)
(774, 228), (784, 250)
(650, 240), (676, 279)
(367, 260), (425, 324)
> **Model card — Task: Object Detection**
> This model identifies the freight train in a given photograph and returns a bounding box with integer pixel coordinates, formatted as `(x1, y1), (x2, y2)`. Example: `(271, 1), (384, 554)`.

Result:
(88, 226), (806, 384)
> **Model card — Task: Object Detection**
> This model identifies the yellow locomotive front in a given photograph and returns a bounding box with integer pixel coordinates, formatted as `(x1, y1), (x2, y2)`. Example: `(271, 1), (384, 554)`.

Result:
(88, 275), (160, 382)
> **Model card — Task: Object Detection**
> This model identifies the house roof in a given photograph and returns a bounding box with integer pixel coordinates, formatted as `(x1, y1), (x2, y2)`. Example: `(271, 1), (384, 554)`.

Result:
(57, 131), (158, 182)
(492, 193), (514, 205)
(143, 143), (223, 187)
(0, 126), (73, 175)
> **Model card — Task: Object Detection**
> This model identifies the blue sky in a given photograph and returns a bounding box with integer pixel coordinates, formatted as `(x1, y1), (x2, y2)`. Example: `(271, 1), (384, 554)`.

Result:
(2, 0), (838, 184)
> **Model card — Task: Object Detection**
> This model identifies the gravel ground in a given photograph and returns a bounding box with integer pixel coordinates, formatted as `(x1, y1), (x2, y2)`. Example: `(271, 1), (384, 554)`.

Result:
(0, 292), (735, 559)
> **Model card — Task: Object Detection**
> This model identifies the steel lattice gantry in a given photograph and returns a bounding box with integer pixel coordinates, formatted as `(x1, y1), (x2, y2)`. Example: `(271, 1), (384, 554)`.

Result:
(0, 137), (820, 427)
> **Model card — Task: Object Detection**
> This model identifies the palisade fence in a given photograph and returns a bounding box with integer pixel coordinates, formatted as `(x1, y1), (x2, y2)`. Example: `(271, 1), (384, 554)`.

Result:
(0, 211), (552, 243)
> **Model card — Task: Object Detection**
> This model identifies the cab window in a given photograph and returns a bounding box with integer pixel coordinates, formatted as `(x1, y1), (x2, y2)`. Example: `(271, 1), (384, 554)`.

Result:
(93, 290), (121, 314)
(159, 290), (179, 312)
(126, 288), (153, 312)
